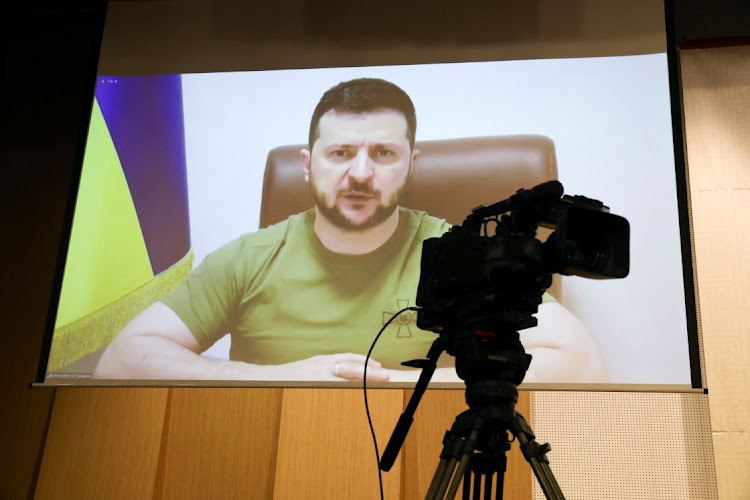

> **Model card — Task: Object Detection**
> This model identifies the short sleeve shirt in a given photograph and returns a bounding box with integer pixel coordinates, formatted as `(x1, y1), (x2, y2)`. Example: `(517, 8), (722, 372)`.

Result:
(161, 208), (452, 369)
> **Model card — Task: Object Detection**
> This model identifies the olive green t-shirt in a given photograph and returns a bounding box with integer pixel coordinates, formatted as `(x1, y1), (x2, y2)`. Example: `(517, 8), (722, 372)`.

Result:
(161, 208), (452, 369)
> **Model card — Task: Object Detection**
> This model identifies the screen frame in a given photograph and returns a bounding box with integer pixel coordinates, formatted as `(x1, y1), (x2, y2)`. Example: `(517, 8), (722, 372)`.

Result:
(665, 0), (704, 389)
(35, 1), (109, 384)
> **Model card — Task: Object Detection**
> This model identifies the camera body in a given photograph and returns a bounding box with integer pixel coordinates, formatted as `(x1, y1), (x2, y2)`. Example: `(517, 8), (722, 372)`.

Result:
(415, 181), (630, 336)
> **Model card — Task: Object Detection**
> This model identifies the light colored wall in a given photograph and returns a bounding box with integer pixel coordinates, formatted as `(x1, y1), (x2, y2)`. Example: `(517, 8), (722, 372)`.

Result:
(530, 391), (717, 499)
(681, 44), (750, 499)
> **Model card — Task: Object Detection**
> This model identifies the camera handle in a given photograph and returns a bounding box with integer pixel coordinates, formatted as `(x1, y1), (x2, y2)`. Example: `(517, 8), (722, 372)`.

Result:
(379, 336), (447, 471)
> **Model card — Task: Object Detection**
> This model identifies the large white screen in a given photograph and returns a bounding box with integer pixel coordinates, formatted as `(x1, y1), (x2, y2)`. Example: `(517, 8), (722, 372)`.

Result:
(180, 54), (690, 385)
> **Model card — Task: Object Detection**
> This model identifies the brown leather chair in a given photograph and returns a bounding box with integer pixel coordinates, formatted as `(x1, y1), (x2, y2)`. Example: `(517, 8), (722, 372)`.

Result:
(260, 134), (561, 295)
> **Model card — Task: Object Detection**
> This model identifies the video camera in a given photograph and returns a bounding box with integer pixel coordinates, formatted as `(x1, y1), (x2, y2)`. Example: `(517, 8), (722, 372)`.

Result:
(413, 180), (629, 382)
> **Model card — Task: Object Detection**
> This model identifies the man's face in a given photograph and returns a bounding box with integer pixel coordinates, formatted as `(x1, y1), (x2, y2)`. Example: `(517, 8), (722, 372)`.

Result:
(302, 109), (418, 232)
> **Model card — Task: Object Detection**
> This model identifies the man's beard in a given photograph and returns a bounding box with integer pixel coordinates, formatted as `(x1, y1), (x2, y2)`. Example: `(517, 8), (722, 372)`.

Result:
(310, 176), (408, 233)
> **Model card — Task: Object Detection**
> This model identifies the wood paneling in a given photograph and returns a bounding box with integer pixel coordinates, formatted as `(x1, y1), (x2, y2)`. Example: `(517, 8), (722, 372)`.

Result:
(680, 46), (750, 499)
(681, 46), (750, 192)
(34, 387), (532, 500)
(681, 46), (750, 433)
(156, 388), (283, 500)
(689, 189), (750, 431)
(273, 388), (403, 500)
(713, 432), (750, 500)
(35, 388), (168, 500)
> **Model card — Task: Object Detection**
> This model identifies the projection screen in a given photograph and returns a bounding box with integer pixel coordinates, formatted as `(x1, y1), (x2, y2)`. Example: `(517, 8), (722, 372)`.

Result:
(37, 1), (702, 390)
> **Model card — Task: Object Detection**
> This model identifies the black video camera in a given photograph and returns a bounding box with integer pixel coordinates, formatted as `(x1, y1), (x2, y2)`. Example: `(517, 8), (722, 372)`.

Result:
(415, 181), (629, 337)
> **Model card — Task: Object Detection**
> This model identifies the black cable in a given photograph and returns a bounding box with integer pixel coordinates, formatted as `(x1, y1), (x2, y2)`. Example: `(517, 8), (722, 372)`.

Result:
(363, 306), (420, 500)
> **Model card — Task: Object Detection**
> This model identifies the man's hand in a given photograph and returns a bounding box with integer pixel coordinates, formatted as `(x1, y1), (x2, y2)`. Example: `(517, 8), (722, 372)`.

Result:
(273, 353), (391, 382)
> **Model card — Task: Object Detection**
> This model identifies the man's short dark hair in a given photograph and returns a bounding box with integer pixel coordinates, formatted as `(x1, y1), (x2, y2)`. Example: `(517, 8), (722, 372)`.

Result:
(308, 78), (417, 150)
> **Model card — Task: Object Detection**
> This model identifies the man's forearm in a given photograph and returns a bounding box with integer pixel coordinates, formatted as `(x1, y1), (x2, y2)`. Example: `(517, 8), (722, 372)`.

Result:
(522, 346), (609, 384)
(94, 335), (280, 381)
(385, 367), (462, 383)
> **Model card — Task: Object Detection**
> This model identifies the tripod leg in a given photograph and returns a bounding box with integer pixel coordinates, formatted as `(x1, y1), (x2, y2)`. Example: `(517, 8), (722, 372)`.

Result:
(495, 469), (504, 500)
(443, 421), (487, 500)
(428, 419), (483, 500)
(445, 451), (473, 500)
(534, 459), (566, 500)
(526, 454), (559, 499)
(510, 412), (566, 500)
(432, 457), (460, 499)
(463, 468), (471, 499)
(468, 453), (506, 500)
(426, 458), (450, 499)
(429, 429), (469, 499)
(483, 472), (493, 500)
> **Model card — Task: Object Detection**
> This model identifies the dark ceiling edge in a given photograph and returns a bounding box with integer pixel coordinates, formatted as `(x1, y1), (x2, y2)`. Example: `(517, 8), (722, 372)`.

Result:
(678, 37), (750, 50)
(0, 1), (105, 16)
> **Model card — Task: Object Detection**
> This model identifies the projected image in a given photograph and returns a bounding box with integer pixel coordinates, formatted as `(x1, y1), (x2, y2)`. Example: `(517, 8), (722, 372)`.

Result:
(45, 55), (692, 386)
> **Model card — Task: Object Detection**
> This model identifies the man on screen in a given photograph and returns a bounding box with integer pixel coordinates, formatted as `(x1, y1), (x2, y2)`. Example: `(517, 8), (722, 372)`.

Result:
(94, 78), (608, 383)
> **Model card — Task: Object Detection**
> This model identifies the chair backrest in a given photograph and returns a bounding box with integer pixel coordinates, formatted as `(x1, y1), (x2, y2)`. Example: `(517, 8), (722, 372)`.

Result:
(259, 135), (558, 228)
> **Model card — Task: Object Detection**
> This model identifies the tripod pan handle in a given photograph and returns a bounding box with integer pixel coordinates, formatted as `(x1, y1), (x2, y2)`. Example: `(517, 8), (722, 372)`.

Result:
(379, 414), (413, 471)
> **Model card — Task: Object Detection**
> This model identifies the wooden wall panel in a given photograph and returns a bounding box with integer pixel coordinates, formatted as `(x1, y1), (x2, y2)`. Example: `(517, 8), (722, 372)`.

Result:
(713, 433), (750, 500)
(35, 388), (168, 500)
(682, 46), (750, 431)
(689, 189), (750, 430)
(681, 47), (750, 192)
(2, 384), (54, 499)
(273, 388), (403, 500)
(156, 388), (283, 500)
(401, 390), (531, 499)
(34, 387), (533, 500)
(148, 388), (530, 499)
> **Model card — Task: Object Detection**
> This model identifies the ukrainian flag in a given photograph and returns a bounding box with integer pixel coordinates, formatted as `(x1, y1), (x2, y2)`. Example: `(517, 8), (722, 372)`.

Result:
(48, 74), (192, 374)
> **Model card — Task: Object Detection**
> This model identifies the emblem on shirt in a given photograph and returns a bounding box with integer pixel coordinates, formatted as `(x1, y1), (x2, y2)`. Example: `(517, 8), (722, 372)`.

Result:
(382, 299), (417, 338)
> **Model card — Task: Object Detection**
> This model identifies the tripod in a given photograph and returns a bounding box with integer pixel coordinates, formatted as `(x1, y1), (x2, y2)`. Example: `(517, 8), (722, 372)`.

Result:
(426, 380), (564, 499)
(379, 332), (566, 500)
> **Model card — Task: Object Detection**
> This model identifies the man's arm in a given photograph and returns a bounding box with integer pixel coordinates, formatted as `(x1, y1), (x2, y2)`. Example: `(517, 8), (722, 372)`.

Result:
(520, 301), (609, 383)
(385, 303), (609, 384)
(94, 302), (390, 382)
